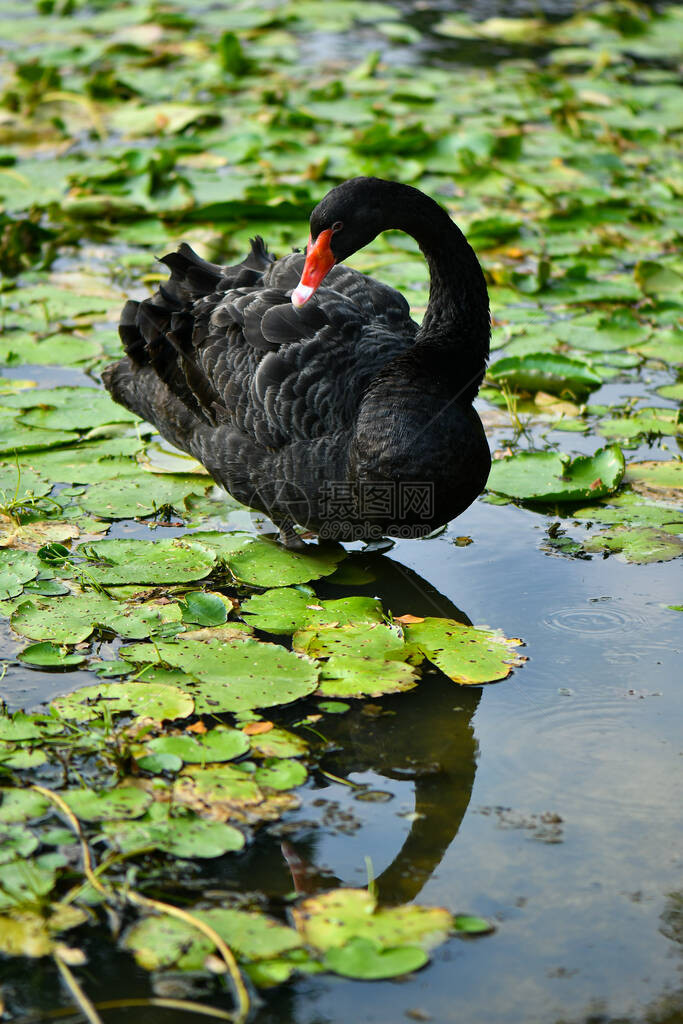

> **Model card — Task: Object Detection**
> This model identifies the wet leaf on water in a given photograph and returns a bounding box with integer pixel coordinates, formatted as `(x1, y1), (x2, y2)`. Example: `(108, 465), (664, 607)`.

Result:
(487, 446), (625, 503)
(0, 824), (39, 864)
(143, 726), (250, 764)
(454, 915), (495, 935)
(0, 789), (50, 824)
(52, 680), (194, 724)
(122, 636), (319, 713)
(293, 621), (406, 661)
(317, 654), (419, 698)
(584, 527), (683, 564)
(10, 387), (138, 431)
(624, 461), (683, 502)
(11, 590), (182, 643)
(18, 641), (86, 668)
(0, 712), (64, 742)
(101, 809), (245, 859)
(61, 787), (153, 822)
(81, 474), (210, 519)
(253, 758), (307, 790)
(125, 906), (301, 971)
(72, 538), (216, 585)
(323, 936), (428, 979)
(0, 905), (87, 957)
(247, 726), (309, 759)
(403, 618), (526, 685)
(292, 888), (452, 953)
(179, 591), (229, 627)
(226, 538), (346, 587)
(488, 353), (602, 398)
(597, 408), (681, 441)
(241, 588), (383, 634)
(0, 549), (42, 600)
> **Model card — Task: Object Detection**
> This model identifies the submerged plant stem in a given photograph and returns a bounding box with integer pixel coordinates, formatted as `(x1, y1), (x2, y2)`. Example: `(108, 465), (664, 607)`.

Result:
(53, 951), (104, 1024)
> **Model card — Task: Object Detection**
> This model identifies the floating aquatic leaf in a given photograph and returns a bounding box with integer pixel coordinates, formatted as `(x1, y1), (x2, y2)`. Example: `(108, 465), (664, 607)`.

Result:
(18, 641), (85, 668)
(81, 474), (210, 519)
(73, 538), (216, 585)
(179, 591), (229, 627)
(0, 410), (78, 455)
(0, 789), (49, 824)
(226, 538), (346, 587)
(488, 353), (601, 397)
(11, 591), (182, 643)
(293, 888), (452, 953)
(584, 527), (683, 564)
(454, 915), (495, 935)
(126, 906), (302, 971)
(122, 636), (319, 713)
(241, 588), (383, 634)
(404, 618), (525, 685)
(51, 681), (194, 724)
(143, 726), (250, 764)
(597, 408), (681, 440)
(0, 824), (39, 865)
(624, 461), (683, 501)
(101, 809), (245, 859)
(61, 787), (153, 822)
(0, 550), (41, 600)
(247, 726), (308, 759)
(0, 333), (101, 367)
(17, 437), (144, 485)
(253, 758), (307, 790)
(317, 654), (419, 698)
(323, 936), (427, 979)
(293, 621), (407, 661)
(12, 387), (138, 431)
(488, 446), (625, 503)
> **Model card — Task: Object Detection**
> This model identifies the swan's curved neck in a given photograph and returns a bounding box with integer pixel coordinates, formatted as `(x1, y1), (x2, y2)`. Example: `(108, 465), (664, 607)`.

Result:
(383, 183), (491, 399)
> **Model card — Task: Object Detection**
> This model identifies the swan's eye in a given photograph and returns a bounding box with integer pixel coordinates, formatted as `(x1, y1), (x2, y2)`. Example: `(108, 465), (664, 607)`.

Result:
(331, 221), (343, 233)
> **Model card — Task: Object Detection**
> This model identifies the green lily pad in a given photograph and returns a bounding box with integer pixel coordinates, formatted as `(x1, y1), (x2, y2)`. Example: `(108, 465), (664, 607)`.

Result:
(317, 654), (419, 698)
(0, 789), (50, 824)
(11, 591), (182, 643)
(0, 463), (51, 505)
(584, 527), (683, 564)
(323, 936), (427, 979)
(253, 758), (307, 790)
(488, 352), (602, 397)
(101, 810), (245, 859)
(0, 333), (102, 368)
(404, 618), (526, 685)
(13, 387), (138, 431)
(81, 475), (210, 519)
(247, 726), (309, 759)
(0, 409), (78, 455)
(597, 407), (681, 440)
(293, 621), (407, 661)
(18, 641), (86, 668)
(454, 915), (495, 935)
(0, 825), (39, 865)
(0, 712), (63, 742)
(292, 888), (452, 953)
(487, 446), (625, 503)
(74, 538), (216, 585)
(241, 588), (383, 634)
(0, 550), (41, 600)
(125, 906), (302, 971)
(179, 591), (229, 627)
(144, 727), (250, 764)
(225, 538), (346, 587)
(17, 437), (144, 485)
(51, 681), (195, 723)
(624, 461), (683, 500)
(122, 636), (319, 713)
(61, 787), (153, 822)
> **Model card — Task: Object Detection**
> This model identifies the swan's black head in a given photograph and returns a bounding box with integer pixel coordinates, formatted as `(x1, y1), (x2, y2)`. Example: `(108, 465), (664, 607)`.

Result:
(292, 177), (393, 307)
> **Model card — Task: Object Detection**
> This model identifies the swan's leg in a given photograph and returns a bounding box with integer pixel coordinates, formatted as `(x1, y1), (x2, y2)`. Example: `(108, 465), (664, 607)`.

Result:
(277, 518), (308, 550)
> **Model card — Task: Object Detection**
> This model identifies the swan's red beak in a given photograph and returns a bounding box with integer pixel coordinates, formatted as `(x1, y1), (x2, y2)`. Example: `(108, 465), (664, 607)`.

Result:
(291, 228), (336, 307)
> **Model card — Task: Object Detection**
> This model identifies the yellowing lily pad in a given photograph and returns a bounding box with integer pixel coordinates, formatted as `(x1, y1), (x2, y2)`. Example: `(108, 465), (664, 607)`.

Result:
(404, 618), (526, 685)
(51, 681), (195, 723)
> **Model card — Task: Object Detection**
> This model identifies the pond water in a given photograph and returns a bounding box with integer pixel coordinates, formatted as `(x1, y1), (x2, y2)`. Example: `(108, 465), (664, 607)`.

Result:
(0, 1), (681, 1022)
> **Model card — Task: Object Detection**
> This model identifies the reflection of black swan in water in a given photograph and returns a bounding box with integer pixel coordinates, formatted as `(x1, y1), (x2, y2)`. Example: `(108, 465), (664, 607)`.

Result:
(103, 177), (491, 546)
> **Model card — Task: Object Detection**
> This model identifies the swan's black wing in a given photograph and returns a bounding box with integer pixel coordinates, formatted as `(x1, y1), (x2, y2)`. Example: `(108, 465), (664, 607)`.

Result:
(102, 240), (417, 531)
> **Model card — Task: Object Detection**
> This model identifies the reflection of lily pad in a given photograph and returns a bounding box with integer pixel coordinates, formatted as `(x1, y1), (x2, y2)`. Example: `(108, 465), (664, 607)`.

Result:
(487, 446), (624, 503)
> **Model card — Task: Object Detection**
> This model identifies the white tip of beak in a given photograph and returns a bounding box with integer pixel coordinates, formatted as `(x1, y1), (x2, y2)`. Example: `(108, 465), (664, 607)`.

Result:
(291, 283), (314, 308)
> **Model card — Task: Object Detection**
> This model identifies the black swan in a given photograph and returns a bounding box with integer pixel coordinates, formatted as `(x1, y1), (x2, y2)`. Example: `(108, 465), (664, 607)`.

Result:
(103, 177), (491, 546)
